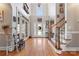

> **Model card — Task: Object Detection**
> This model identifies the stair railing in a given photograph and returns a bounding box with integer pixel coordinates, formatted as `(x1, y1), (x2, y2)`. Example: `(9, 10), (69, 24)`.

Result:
(48, 17), (66, 50)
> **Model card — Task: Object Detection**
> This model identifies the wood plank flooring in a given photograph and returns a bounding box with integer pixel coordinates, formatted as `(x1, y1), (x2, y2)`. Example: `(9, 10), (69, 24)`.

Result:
(0, 38), (57, 56)
(0, 38), (79, 56)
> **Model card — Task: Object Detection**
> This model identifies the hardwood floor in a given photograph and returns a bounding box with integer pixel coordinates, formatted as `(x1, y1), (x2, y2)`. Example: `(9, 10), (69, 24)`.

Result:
(58, 51), (79, 56)
(0, 38), (58, 56)
(0, 38), (79, 56)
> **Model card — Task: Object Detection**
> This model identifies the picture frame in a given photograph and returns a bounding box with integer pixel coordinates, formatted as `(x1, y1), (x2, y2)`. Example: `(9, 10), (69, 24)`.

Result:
(59, 7), (64, 13)
(59, 4), (64, 13)
(13, 16), (16, 22)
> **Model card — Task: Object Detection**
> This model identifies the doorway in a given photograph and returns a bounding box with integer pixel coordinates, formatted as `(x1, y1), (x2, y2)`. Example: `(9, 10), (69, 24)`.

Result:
(34, 23), (45, 37)
(37, 23), (43, 36)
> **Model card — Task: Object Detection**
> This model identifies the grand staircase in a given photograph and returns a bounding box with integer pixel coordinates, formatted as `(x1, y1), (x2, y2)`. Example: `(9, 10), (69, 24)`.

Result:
(50, 18), (79, 51)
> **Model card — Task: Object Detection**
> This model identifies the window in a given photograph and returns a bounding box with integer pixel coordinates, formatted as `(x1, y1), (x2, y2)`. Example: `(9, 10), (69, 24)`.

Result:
(37, 18), (42, 22)
(36, 4), (43, 16)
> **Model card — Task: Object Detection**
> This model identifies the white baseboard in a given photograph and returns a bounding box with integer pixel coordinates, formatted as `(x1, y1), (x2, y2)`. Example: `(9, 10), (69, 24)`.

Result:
(61, 45), (79, 51)
(0, 46), (14, 51)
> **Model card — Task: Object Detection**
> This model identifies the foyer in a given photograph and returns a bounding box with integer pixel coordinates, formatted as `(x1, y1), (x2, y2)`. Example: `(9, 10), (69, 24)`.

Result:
(0, 3), (79, 56)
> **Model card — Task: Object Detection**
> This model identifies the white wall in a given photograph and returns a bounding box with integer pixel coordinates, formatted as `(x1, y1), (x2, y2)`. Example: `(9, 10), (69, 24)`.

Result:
(48, 3), (56, 40)
(48, 3), (56, 19)
(67, 4), (79, 39)
(66, 3), (79, 47)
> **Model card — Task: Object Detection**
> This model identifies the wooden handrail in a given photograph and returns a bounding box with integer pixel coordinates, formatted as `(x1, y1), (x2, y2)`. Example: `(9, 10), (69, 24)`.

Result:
(60, 21), (67, 28)
(50, 17), (66, 28)
(56, 17), (65, 26)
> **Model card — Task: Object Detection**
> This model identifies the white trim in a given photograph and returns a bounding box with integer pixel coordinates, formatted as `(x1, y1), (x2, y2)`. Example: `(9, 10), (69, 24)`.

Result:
(0, 46), (14, 51)
(61, 45), (79, 51)
(67, 31), (79, 33)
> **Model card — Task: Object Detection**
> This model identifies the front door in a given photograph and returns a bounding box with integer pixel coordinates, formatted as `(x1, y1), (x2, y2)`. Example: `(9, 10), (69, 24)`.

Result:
(34, 23), (45, 37)
(37, 23), (43, 37)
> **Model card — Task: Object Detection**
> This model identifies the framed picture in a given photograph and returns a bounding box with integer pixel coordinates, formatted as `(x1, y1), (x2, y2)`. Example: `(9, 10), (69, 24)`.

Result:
(13, 16), (16, 22)
(0, 10), (4, 22)
(59, 4), (64, 13)
(59, 7), (64, 13)
(37, 18), (42, 22)
(23, 3), (29, 14)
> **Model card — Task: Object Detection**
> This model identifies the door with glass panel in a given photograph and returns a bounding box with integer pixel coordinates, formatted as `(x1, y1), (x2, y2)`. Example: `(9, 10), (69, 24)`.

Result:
(34, 23), (45, 37)
(37, 23), (43, 37)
